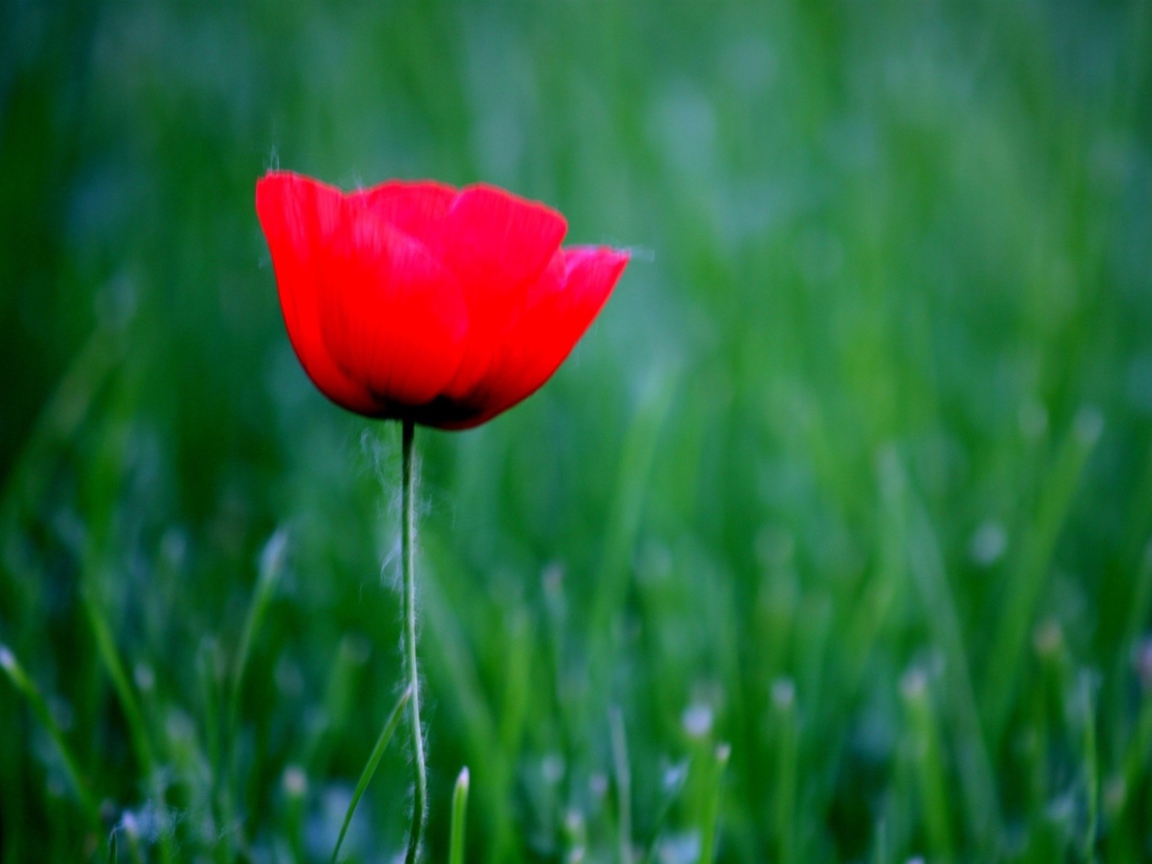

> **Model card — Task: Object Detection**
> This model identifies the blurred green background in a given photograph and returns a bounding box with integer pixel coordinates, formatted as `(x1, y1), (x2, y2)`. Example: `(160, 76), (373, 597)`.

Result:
(2, 0), (1152, 861)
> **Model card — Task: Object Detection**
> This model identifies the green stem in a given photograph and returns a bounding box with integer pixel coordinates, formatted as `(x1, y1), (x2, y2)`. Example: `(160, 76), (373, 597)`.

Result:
(402, 420), (427, 864)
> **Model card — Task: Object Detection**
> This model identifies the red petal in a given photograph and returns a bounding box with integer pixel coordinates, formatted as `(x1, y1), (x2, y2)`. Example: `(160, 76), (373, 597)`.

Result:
(256, 171), (380, 414)
(437, 185), (569, 397)
(439, 185), (568, 295)
(316, 208), (469, 408)
(443, 246), (629, 428)
(352, 180), (456, 247)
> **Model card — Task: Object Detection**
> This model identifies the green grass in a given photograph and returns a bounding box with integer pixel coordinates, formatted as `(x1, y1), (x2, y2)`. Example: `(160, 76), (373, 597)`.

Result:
(2, 0), (1152, 861)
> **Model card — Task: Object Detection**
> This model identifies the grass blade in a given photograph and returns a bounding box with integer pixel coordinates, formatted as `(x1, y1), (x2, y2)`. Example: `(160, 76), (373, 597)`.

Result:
(609, 707), (633, 864)
(0, 322), (125, 514)
(870, 820), (888, 864)
(638, 762), (689, 864)
(80, 581), (154, 770)
(301, 634), (371, 772)
(901, 667), (953, 864)
(79, 576), (176, 863)
(120, 814), (146, 864)
(699, 742), (731, 864)
(331, 684), (412, 864)
(591, 374), (677, 639)
(1116, 647), (1152, 833)
(220, 529), (288, 858)
(1079, 673), (1098, 864)
(419, 550), (516, 861)
(983, 407), (1102, 741)
(449, 766), (470, 864)
(0, 644), (100, 831)
(891, 452), (1002, 850)
(229, 529), (289, 743)
(771, 680), (797, 864)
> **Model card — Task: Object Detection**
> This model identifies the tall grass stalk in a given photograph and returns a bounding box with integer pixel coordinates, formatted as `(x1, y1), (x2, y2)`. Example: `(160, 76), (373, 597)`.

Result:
(402, 419), (428, 864)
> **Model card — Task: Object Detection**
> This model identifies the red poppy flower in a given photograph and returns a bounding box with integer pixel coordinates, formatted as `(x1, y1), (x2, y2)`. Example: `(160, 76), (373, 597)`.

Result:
(255, 170), (628, 429)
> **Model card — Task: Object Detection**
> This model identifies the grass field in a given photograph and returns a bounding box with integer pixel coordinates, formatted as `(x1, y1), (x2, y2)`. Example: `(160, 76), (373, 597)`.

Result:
(2, 0), (1152, 861)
